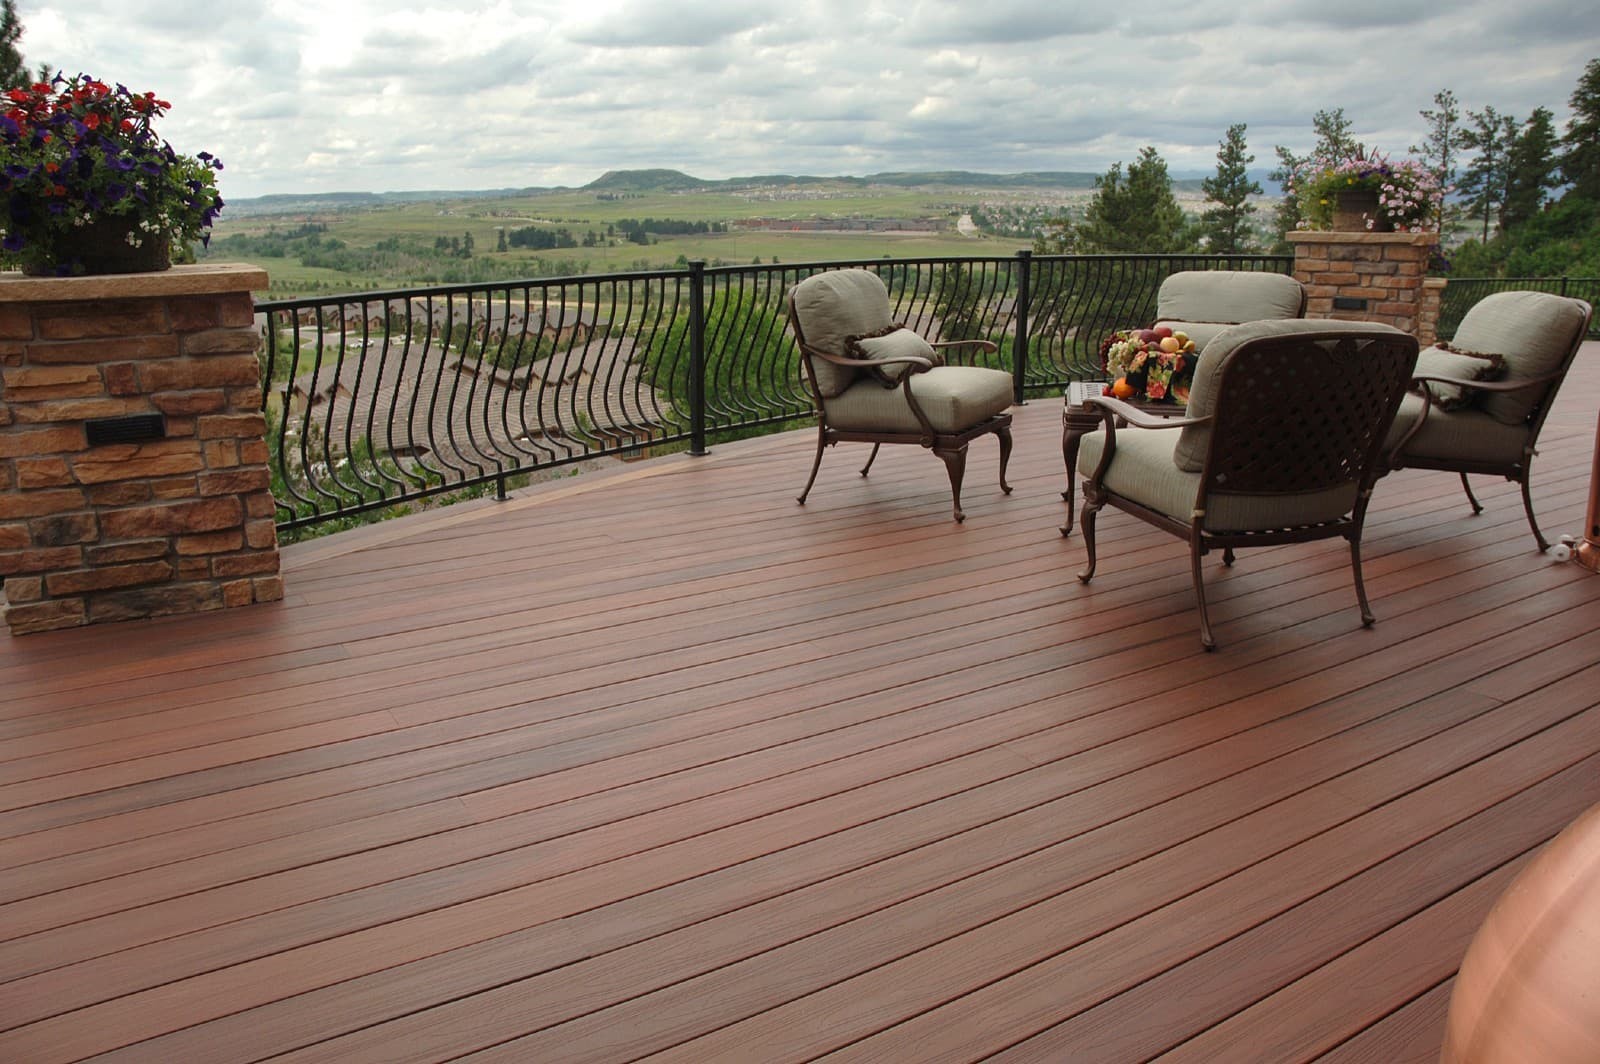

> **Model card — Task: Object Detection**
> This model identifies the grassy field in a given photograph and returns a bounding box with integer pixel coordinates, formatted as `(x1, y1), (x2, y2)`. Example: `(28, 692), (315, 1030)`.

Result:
(207, 182), (1053, 300)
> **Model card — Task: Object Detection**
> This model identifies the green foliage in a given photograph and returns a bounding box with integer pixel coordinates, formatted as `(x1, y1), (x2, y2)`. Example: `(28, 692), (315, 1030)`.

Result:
(1446, 195), (1600, 278)
(1200, 124), (1261, 252)
(1459, 106), (1517, 242)
(1077, 147), (1191, 253)
(1410, 90), (1463, 233)
(1502, 107), (1560, 234)
(1271, 108), (1363, 249)
(1560, 58), (1600, 201)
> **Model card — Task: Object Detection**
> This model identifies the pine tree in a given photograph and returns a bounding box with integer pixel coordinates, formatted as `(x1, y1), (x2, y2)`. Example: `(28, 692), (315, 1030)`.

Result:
(1200, 124), (1261, 253)
(1459, 106), (1517, 241)
(1502, 107), (1559, 233)
(1, 0), (29, 90)
(1270, 109), (1363, 246)
(1410, 89), (1463, 233)
(1559, 57), (1600, 201)
(495, 228), (508, 253)
(1078, 147), (1189, 253)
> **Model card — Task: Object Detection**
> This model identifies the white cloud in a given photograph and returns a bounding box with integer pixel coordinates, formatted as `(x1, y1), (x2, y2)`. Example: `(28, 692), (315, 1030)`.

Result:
(12, 0), (1597, 197)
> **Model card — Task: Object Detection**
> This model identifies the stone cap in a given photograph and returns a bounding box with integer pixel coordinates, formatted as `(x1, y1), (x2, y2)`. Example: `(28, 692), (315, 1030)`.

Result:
(1287, 231), (1437, 247)
(0, 263), (267, 304)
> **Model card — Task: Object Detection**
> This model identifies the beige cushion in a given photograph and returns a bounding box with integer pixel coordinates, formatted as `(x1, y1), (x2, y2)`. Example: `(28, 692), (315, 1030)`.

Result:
(789, 270), (895, 399)
(1156, 271), (1305, 326)
(1385, 392), (1531, 466)
(1449, 291), (1589, 426)
(1173, 319), (1409, 473)
(823, 365), (1013, 434)
(1078, 426), (1359, 533)
(851, 327), (940, 384)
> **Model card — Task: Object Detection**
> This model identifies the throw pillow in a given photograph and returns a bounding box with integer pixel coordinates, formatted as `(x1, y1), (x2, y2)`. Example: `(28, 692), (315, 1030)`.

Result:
(847, 325), (940, 386)
(1414, 345), (1506, 410)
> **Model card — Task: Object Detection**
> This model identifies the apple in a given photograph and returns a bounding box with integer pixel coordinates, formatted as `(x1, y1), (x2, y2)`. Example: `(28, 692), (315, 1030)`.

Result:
(1153, 326), (1173, 339)
(1159, 336), (1180, 353)
(1138, 329), (1161, 343)
(1172, 331), (1189, 344)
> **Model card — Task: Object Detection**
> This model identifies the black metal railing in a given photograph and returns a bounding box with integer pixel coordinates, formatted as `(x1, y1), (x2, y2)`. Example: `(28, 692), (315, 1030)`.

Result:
(257, 252), (1290, 532)
(1438, 276), (1600, 341)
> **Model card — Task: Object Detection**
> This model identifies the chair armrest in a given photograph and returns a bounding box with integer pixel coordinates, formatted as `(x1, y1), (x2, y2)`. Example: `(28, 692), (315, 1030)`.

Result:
(1419, 369), (1564, 394)
(1085, 395), (1210, 430)
(800, 343), (934, 374)
(930, 338), (999, 354)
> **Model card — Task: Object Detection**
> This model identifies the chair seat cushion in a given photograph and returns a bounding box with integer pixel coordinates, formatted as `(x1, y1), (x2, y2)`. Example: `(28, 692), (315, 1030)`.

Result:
(1385, 392), (1530, 466)
(824, 366), (1013, 435)
(1078, 426), (1359, 533)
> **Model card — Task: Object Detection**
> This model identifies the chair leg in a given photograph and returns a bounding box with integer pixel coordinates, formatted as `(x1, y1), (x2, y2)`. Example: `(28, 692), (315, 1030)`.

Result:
(797, 426), (827, 505)
(859, 443), (881, 478)
(936, 445), (969, 522)
(1191, 534), (1216, 651)
(1077, 499), (1100, 580)
(1459, 472), (1484, 515)
(1518, 468), (1551, 552)
(996, 425), (1014, 495)
(1222, 547), (1236, 568)
(1350, 533), (1376, 627)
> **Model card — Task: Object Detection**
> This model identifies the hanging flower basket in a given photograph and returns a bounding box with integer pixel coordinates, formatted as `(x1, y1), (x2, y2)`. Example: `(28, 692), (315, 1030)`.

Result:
(1, 74), (223, 277)
(19, 214), (171, 276)
(1332, 189), (1393, 232)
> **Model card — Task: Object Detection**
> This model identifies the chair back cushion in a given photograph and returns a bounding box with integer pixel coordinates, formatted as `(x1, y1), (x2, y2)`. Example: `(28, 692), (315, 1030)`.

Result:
(1175, 319), (1415, 475)
(1156, 270), (1306, 326)
(788, 270), (895, 398)
(1448, 291), (1591, 426)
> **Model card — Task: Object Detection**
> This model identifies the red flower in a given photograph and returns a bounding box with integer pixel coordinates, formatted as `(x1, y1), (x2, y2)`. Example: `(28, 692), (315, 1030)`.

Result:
(83, 113), (101, 130)
(43, 162), (59, 173)
(120, 119), (134, 133)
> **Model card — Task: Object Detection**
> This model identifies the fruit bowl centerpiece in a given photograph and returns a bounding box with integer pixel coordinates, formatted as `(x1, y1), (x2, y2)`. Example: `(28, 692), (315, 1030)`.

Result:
(1098, 325), (1198, 404)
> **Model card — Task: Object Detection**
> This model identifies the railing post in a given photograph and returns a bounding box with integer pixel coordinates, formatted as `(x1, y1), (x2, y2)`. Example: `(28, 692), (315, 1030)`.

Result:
(1012, 250), (1031, 405)
(1561, 276), (1570, 298)
(688, 260), (708, 456)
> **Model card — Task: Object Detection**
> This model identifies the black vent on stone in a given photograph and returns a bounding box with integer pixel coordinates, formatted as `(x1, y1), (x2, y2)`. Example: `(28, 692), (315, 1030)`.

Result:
(85, 414), (167, 447)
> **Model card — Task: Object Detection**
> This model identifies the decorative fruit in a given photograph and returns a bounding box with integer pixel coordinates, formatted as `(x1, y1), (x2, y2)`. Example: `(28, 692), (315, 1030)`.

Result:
(1172, 331), (1189, 344)
(1111, 377), (1137, 399)
(1153, 326), (1173, 339)
(1182, 340), (1195, 352)
(1159, 336), (1181, 353)
(1138, 329), (1161, 343)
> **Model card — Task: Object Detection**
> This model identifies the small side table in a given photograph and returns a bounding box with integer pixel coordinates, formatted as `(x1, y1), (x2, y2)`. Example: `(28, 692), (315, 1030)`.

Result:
(1059, 381), (1191, 535)
(1060, 381), (1109, 535)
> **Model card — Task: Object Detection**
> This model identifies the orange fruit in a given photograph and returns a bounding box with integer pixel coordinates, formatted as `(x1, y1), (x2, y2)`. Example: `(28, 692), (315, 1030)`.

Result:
(1111, 377), (1136, 399)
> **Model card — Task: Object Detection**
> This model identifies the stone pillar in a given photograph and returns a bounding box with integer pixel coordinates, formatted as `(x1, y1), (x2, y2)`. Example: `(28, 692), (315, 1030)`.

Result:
(1288, 231), (1436, 336)
(0, 263), (282, 635)
(1418, 277), (1447, 348)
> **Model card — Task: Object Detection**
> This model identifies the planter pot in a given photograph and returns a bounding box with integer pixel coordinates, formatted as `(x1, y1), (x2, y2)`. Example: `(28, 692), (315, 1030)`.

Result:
(20, 216), (172, 277)
(1331, 189), (1393, 233)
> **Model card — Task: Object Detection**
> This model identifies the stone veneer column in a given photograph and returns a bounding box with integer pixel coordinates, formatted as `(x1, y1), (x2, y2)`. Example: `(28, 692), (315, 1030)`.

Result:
(0, 263), (281, 635)
(1418, 277), (1447, 348)
(1288, 231), (1436, 336)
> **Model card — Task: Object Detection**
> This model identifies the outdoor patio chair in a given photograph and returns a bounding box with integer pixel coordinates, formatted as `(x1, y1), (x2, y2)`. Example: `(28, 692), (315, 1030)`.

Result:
(1074, 319), (1419, 650)
(786, 269), (1015, 522)
(1384, 290), (1594, 552)
(1153, 270), (1308, 352)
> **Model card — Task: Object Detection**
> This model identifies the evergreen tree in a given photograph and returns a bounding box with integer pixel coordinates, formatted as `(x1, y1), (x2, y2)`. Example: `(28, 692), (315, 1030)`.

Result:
(1502, 107), (1559, 233)
(1459, 106), (1517, 241)
(1410, 89), (1463, 233)
(1, 0), (30, 90)
(1559, 57), (1600, 201)
(1200, 123), (1261, 252)
(1078, 146), (1189, 253)
(495, 228), (508, 253)
(1270, 108), (1364, 247)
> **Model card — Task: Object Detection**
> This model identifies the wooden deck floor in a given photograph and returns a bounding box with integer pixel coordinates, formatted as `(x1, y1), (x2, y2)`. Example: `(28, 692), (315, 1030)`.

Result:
(4, 346), (1600, 1063)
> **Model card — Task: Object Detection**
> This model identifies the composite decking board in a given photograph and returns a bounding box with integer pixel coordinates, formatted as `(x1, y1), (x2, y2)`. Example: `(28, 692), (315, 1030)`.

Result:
(1152, 855), (1534, 1063)
(0, 511), (1588, 940)
(132, 649), (1577, 1062)
(984, 756), (1600, 1060)
(15, 598), (1600, 1056)
(657, 710), (1599, 1064)
(0, 346), (1593, 1061)
(1315, 979), (1455, 1064)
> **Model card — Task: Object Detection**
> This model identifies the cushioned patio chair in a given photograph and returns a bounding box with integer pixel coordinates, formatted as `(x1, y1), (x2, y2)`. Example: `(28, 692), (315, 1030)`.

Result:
(1153, 270), (1308, 352)
(1385, 290), (1594, 552)
(786, 269), (1015, 522)
(1074, 319), (1419, 649)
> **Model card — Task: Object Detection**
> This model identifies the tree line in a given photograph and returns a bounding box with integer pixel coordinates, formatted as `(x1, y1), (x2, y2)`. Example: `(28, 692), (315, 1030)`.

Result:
(1032, 57), (1600, 278)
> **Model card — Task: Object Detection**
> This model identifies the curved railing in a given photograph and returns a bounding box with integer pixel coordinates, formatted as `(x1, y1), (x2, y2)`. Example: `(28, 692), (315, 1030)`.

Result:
(1438, 276), (1600, 341)
(257, 252), (1290, 532)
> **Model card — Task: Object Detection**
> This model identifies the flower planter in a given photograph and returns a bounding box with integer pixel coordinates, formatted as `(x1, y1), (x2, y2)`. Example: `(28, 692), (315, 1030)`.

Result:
(1332, 189), (1394, 233)
(19, 216), (172, 277)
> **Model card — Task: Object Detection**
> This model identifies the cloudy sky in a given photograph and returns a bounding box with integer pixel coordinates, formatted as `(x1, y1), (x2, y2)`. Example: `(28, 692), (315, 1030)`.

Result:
(15, 1), (1599, 200)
